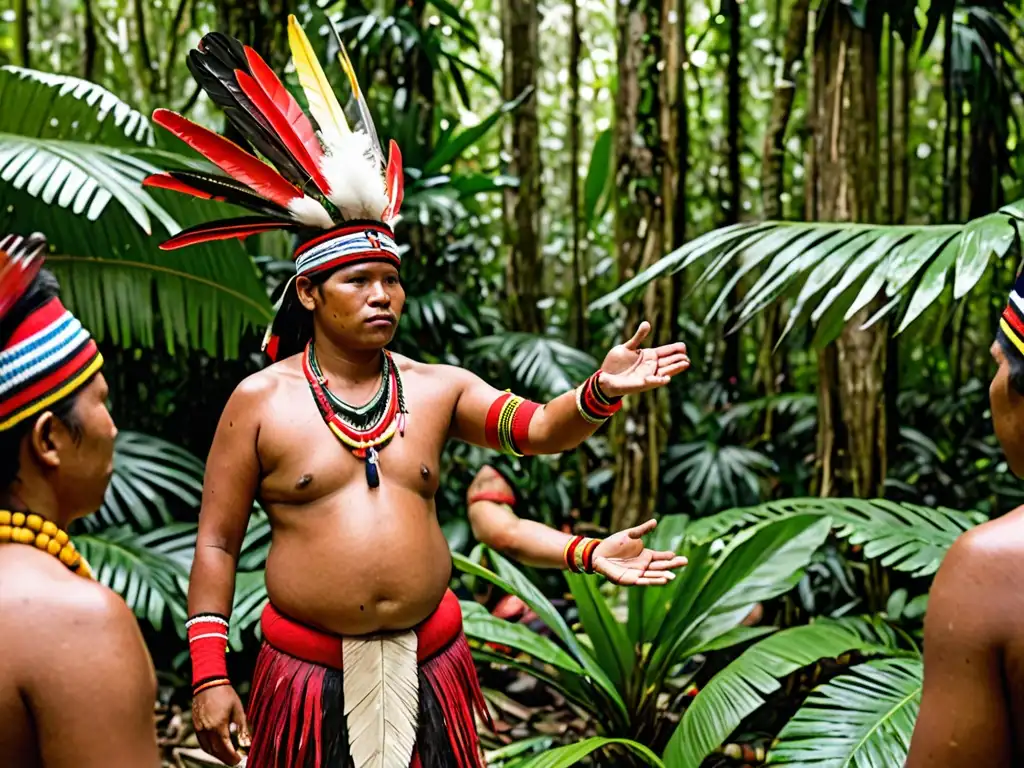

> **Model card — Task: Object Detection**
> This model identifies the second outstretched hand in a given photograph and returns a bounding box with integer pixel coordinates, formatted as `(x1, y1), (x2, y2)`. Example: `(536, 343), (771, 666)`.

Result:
(598, 321), (690, 398)
(592, 519), (689, 586)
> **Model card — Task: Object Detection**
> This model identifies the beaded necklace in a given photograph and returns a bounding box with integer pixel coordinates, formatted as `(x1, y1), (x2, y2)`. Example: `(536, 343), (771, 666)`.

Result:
(302, 341), (408, 488)
(0, 510), (93, 579)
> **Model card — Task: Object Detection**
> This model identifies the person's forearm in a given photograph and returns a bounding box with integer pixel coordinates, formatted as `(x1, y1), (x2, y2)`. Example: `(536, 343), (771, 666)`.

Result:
(525, 372), (623, 454)
(187, 542), (239, 617)
(471, 503), (598, 571)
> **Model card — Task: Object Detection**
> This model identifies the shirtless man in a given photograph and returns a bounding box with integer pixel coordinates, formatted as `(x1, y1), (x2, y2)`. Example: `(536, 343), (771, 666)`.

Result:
(148, 22), (689, 766)
(906, 270), (1024, 766)
(0, 233), (160, 768)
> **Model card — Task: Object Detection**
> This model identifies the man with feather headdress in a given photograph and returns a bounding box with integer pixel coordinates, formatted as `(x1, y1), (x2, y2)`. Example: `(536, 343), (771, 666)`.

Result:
(147, 17), (689, 768)
(0, 234), (161, 768)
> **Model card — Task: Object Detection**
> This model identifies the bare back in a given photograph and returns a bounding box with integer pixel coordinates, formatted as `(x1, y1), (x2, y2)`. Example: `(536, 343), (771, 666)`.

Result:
(907, 508), (1024, 766)
(0, 546), (159, 768)
(219, 353), (460, 635)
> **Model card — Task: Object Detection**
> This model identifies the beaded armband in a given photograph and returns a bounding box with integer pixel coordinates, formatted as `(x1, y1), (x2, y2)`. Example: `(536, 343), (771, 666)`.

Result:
(563, 535), (600, 574)
(187, 613), (231, 695)
(575, 371), (622, 424)
(485, 392), (542, 457)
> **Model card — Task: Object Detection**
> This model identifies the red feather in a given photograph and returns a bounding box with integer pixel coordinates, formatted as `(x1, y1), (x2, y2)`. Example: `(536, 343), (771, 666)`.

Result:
(383, 140), (404, 222)
(143, 173), (217, 200)
(159, 217), (296, 250)
(243, 46), (325, 174)
(0, 235), (45, 320)
(152, 109), (301, 209)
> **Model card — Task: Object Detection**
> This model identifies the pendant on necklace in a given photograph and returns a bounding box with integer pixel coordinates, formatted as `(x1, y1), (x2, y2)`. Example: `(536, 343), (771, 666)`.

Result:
(366, 447), (380, 488)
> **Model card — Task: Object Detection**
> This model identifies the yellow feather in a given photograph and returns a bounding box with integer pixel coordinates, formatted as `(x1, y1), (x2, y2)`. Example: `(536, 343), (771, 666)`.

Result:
(287, 15), (349, 142)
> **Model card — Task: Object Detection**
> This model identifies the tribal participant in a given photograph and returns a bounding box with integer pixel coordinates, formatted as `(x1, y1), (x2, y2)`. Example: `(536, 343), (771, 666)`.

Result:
(0, 234), (160, 768)
(908, 267), (1024, 766)
(147, 20), (689, 768)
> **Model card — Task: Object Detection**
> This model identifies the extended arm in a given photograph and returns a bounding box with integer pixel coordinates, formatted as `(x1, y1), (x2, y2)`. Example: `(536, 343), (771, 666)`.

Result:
(450, 322), (689, 455)
(466, 467), (686, 585)
(186, 377), (266, 765)
(29, 588), (160, 768)
(906, 531), (1013, 767)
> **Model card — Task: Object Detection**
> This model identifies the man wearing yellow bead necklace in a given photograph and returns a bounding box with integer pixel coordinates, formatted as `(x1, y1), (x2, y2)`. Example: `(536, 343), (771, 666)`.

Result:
(0, 233), (160, 767)
(146, 19), (689, 768)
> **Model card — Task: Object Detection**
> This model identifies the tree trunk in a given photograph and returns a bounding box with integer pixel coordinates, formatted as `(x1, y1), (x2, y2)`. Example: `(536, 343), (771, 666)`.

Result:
(82, 0), (97, 81)
(502, 0), (543, 334)
(610, 0), (675, 532)
(569, 0), (587, 348)
(721, 0), (742, 396)
(16, 0), (30, 68)
(757, 0), (811, 429)
(809, 5), (888, 498)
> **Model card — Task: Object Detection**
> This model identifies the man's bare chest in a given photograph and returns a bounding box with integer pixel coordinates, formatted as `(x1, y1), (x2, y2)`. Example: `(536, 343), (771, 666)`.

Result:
(256, 379), (455, 503)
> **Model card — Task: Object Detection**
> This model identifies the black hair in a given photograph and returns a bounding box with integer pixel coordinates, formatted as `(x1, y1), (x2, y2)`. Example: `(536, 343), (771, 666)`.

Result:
(997, 328), (1024, 396)
(0, 269), (84, 489)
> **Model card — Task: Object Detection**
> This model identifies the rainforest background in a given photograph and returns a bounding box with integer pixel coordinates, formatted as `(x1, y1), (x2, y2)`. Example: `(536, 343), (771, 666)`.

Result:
(0, 0), (1021, 764)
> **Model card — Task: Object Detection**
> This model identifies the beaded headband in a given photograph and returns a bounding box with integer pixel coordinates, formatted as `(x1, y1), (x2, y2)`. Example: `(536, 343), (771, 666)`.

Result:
(1000, 269), (1024, 357)
(0, 234), (103, 432)
(144, 17), (404, 361)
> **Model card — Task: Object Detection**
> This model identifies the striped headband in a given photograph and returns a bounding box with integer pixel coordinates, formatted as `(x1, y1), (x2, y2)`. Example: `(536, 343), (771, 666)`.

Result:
(1001, 271), (1024, 358)
(0, 234), (103, 432)
(293, 221), (400, 276)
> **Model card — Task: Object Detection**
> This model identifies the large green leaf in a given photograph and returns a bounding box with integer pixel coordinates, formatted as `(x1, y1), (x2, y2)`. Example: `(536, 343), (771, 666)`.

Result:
(688, 498), (981, 577)
(589, 205), (1017, 345)
(517, 737), (666, 768)
(83, 431), (204, 532)
(468, 333), (598, 398)
(650, 515), (832, 679)
(460, 600), (586, 676)
(564, 573), (635, 691)
(76, 523), (195, 632)
(0, 66), (272, 357)
(662, 623), (891, 768)
(768, 658), (922, 767)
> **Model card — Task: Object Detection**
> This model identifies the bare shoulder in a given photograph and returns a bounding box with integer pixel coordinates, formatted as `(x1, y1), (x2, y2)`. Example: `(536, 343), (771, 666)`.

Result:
(1, 550), (149, 670)
(226, 355), (303, 415)
(929, 510), (1024, 634)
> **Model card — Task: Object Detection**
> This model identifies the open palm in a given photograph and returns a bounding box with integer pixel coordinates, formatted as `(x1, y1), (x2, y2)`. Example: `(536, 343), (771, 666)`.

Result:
(593, 519), (689, 586)
(599, 321), (690, 398)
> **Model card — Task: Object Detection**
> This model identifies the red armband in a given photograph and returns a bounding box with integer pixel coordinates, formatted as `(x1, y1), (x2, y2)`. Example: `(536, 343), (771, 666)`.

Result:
(575, 371), (622, 424)
(187, 613), (231, 695)
(468, 490), (517, 506)
(484, 392), (541, 457)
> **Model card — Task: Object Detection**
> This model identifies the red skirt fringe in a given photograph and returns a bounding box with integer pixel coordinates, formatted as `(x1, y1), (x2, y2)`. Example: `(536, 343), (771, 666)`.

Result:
(245, 590), (490, 768)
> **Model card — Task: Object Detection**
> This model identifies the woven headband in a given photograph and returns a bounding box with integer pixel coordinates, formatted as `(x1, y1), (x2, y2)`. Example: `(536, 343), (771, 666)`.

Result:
(0, 235), (103, 432)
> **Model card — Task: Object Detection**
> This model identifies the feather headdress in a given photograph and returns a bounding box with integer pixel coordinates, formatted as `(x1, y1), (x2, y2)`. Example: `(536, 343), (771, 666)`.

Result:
(0, 233), (104, 431)
(145, 16), (404, 360)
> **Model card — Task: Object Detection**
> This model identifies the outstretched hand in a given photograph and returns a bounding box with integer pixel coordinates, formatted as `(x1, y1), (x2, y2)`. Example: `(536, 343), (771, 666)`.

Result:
(598, 321), (690, 398)
(592, 519), (688, 586)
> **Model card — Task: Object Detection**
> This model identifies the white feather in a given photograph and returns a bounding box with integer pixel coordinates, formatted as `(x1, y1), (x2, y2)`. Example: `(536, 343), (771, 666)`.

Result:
(286, 195), (335, 228)
(320, 130), (389, 221)
(343, 632), (419, 768)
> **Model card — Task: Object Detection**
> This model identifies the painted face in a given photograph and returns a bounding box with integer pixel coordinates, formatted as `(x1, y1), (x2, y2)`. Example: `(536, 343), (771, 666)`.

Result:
(989, 340), (1024, 478)
(299, 261), (406, 350)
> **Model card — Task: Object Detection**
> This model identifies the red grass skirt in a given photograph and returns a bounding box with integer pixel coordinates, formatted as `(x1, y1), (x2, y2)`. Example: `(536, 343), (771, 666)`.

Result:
(245, 589), (491, 768)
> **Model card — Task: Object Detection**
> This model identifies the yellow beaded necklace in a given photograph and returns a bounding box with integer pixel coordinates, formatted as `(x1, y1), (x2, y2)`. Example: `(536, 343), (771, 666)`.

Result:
(0, 510), (93, 579)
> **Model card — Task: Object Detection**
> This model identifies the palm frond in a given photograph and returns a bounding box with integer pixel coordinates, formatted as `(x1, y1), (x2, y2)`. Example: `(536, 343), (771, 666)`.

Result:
(75, 523), (195, 632)
(80, 431), (204, 532)
(767, 658), (922, 767)
(589, 205), (1020, 346)
(662, 623), (892, 768)
(687, 498), (982, 577)
(0, 66), (272, 356)
(468, 333), (598, 398)
(516, 737), (665, 768)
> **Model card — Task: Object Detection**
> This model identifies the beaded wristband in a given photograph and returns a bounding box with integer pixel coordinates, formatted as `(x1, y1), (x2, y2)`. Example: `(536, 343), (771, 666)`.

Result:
(575, 371), (622, 424)
(187, 612), (231, 695)
(563, 534), (600, 574)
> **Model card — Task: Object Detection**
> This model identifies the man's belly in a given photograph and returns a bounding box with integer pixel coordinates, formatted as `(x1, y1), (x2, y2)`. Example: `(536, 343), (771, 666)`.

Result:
(262, 491), (454, 636)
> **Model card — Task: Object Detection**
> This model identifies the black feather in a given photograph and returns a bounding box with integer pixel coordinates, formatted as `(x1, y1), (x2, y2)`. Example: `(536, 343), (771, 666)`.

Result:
(198, 31), (247, 70)
(416, 669), (459, 768)
(167, 170), (291, 217)
(316, 668), (351, 768)
(186, 49), (311, 189)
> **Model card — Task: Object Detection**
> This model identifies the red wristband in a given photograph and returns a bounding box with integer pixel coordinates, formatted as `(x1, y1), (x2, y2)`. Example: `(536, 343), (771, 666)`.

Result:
(187, 613), (230, 691)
